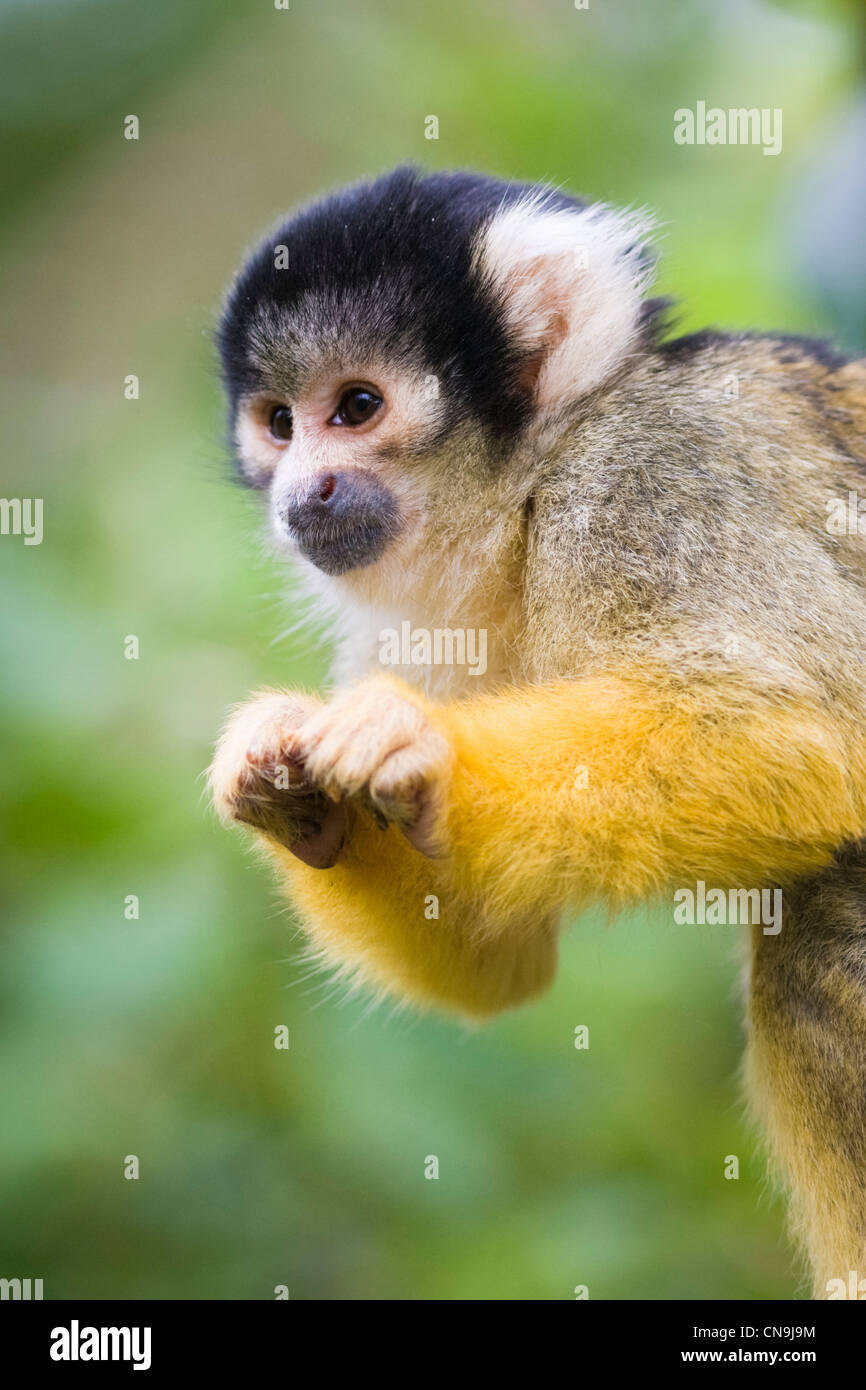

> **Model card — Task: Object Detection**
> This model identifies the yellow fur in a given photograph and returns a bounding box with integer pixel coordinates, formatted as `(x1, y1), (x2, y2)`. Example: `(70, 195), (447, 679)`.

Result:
(259, 670), (866, 1020)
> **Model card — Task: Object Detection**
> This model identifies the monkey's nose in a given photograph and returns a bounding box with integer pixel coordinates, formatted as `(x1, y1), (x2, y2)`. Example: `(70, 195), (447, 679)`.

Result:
(280, 469), (401, 576)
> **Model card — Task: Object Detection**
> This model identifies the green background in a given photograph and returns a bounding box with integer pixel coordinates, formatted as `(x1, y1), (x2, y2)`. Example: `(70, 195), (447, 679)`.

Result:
(1, 0), (863, 1300)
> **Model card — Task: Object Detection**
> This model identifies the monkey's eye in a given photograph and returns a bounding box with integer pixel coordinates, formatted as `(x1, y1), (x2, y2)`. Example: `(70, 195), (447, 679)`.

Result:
(268, 405), (294, 442)
(330, 387), (383, 427)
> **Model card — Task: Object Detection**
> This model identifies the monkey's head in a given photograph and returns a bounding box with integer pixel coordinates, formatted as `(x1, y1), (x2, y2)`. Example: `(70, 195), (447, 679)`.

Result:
(218, 166), (655, 598)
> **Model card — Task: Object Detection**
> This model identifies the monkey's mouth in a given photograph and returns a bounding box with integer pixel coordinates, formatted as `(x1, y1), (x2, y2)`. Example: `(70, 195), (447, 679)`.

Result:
(279, 470), (402, 575)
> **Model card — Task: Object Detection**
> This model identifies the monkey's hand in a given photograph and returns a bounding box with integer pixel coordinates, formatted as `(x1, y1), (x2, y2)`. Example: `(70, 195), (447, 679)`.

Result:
(289, 677), (453, 858)
(211, 679), (555, 1020)
(208, 691), (349, 869)
(261, 674), (557, 1018)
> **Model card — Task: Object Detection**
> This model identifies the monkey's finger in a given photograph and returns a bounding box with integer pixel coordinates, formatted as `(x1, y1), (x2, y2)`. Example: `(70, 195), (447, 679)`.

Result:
(284, 798), (349, 869)
(368, 744), (450, 858)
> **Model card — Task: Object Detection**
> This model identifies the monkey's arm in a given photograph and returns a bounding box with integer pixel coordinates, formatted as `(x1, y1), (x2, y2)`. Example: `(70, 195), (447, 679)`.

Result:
(214, 672), (866, 1018)
(427, 672), (866, 909)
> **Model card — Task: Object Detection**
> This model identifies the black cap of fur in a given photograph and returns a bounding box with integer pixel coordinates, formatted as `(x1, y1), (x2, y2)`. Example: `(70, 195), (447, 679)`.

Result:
(218, 165), (586, 444)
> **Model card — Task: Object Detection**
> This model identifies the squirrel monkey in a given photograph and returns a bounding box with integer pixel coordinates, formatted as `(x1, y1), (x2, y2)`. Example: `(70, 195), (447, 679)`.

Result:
(210, 167), (866, 1297)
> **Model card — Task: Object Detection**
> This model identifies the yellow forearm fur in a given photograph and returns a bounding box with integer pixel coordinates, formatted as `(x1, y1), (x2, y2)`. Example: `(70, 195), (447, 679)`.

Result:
(435, 673), (866, 914)
(268, 670), (866, 1020)
(276, 815), (559, 1019)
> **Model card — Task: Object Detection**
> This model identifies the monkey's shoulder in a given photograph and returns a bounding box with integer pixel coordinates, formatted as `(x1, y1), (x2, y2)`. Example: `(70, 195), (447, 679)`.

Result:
(537, 330), (866, 498)
(654, 330), (866, 450)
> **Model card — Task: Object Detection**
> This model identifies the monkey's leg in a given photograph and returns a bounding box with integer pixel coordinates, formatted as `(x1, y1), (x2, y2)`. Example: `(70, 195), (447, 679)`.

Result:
(747, 845), (866, 1297)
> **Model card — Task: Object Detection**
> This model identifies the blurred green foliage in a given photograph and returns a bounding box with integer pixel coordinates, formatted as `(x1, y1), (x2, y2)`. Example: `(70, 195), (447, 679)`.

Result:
(1, 0), (861, 1300)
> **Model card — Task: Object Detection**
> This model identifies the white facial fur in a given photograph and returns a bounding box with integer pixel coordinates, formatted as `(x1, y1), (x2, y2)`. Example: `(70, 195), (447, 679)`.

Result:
(234, 197), (657, 694)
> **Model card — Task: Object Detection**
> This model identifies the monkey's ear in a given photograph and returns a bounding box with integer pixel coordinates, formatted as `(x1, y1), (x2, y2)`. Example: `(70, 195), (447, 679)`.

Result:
(474, 198), (656, 415)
